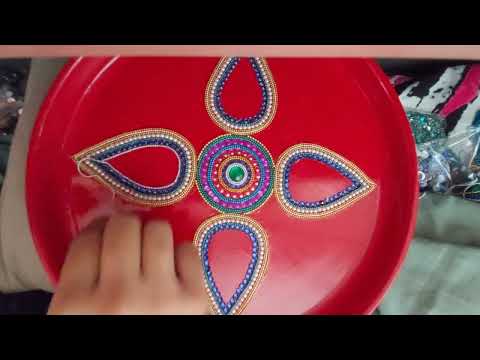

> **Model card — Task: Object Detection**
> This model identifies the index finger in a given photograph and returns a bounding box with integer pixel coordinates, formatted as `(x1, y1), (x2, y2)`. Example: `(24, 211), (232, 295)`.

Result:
(56, 221), (103, 293)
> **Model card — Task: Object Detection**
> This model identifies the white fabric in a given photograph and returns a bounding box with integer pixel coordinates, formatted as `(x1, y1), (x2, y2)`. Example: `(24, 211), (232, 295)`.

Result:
(0, 59), (66, 292)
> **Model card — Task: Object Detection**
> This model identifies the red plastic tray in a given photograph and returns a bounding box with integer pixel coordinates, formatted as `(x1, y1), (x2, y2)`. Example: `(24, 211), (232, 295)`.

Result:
(26, 57), (418, 314)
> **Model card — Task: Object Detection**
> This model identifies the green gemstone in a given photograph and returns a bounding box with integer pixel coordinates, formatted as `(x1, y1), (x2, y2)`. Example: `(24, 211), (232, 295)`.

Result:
(228, 165), (245, 182)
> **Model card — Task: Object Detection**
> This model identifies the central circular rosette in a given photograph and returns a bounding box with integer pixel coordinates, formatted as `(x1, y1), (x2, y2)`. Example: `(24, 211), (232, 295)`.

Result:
(197, 135), (274, 214)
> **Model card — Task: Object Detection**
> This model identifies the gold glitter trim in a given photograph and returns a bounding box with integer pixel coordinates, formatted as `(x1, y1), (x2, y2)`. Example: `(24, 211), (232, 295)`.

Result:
(72, 128), (196, 207)
(193, 214), (269, 315)
(205, 57), (278, 135)
(275, 144), (376, 219)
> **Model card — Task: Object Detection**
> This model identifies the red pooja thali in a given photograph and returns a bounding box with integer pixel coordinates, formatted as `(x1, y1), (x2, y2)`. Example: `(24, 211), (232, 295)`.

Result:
(26, 57), (418, 314)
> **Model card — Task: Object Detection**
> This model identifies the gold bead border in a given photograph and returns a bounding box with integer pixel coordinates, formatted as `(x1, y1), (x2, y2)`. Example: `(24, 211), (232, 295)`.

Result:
(204, 57), (278, 136)
(72, 128), (197, 207)
(193, 214), (269, 315)
(275, 143), (377, 219)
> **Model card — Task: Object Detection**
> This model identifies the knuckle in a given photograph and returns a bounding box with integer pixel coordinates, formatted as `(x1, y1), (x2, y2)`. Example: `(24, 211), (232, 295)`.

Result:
(115, 212), (141, 227)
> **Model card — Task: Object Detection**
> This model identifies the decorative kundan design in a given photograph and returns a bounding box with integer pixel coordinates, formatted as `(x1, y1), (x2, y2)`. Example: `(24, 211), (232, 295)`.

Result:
(205, 57), (277, 135)
(196, 135), (274, 214)
(275, 144), (376, 218)
(70, 58), (379, 315)
(73, 129), (196, 207)
(194, 214), (269, 315)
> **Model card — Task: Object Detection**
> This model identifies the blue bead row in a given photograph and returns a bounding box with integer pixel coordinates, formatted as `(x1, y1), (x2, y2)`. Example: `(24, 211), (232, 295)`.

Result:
(199, 221), (261, 315)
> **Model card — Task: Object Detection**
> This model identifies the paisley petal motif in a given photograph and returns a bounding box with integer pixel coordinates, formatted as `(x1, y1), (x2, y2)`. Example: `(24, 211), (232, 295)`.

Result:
(205, 57), (277, 135)
(73, 129), (196, 207)
(194, 215), (269, 315)
(275, 144), (376, 218)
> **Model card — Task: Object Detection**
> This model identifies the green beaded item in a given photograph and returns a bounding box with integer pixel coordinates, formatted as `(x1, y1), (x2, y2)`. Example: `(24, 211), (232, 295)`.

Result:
(406, 109), (447, 145)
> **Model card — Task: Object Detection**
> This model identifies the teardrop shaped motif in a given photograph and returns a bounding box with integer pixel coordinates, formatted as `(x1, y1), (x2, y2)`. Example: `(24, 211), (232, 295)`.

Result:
(275, 144), (376, 218)
(205, 57), (277, 135)
(194, 215), (269, 315)
(73, 129), (196, 207)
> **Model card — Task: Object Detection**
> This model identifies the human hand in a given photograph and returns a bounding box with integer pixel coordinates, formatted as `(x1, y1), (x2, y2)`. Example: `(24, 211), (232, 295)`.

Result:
(48, 213), (210, 315)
